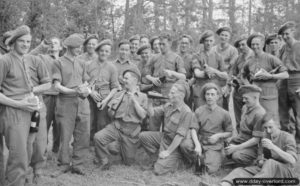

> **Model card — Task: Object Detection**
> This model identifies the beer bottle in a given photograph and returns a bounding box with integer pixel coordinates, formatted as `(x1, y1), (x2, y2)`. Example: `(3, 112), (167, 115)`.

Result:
(30, 111), (40, 133)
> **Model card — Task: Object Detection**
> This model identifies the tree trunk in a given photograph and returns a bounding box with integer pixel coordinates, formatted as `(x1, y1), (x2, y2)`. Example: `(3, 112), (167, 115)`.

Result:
(124, 0), (130, 38)
(248, 0), (252, 34)
(154, 0), (159, 31)
(228, 0), (236, 35)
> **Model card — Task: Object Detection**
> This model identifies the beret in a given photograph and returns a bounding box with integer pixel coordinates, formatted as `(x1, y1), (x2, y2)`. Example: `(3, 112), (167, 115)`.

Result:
(149, 36), (159, 46)
(123, 68), (141, 81)
(83, 34), (98, 46)
(95, 39), (112, 51)
(199, 30), (214, 44)
(180, 34), (193, 43)
(216, 26), (232, 35)
(7, 25), (31, 45)
(247, 33), (265, 48)
(238, 84), (262, 95)
(200, 82), (221, 102)
(3, 30), (13, 46)
(173, 79), (190, 102)
(278, 21), (296, 35)
(129, 35), (140, 42)
(265, 33), (280, 45)
(63, 33), (84, 48)
(137, 44), (151, 55)
(140, 34), (148, 40)
(234, 34), (248, 48)
(118, 39), (130, 48)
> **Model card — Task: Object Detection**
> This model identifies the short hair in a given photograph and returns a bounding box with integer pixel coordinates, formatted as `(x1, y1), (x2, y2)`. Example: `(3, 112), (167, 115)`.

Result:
(140, 34), (148, 40)
(123, 71), (139, 82)
(180, 34), (193, 44)
(200, 82), (220, 101)
(159, 33), (172, 42)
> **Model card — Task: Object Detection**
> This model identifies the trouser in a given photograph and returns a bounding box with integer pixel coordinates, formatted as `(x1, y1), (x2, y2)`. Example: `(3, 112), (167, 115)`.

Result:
(89, 98), (111, 140)
(232, 89), (243, 131)
(0, 134), (4, 185)
(56, 96), (90, 168)
(179, 134), (223, 174)
(27, 104), (47, 174)
(0, 106), (31, 186)
(94, 122), (140, 165)
(222, 159), (296, 185)
(278, 76), (300, 144)
(139, 131), (183, 175)
(43, 95), (60, 152)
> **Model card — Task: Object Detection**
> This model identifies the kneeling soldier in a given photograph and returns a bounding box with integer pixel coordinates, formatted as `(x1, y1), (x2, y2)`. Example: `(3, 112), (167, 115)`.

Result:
(93, 68), (147, 170)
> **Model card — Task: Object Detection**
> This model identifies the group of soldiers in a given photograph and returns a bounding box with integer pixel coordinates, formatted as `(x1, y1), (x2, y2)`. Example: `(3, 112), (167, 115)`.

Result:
(0, 20), (299, 186)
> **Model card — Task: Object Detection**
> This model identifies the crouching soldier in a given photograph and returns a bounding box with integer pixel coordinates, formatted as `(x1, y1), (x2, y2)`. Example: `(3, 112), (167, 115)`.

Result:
(180, 82), (233, 175)
(139, 80), (196, 175)
(93, 68), (147, 170)
(219, 114), (298, 186)
(52, 34), (91, 176)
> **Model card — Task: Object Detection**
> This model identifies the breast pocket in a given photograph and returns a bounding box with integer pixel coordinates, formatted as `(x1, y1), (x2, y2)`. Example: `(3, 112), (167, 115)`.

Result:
(165, 114), (180, 133)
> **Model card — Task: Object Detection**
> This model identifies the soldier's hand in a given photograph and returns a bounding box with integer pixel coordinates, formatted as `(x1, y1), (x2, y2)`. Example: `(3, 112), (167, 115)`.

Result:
(98, 99), (108, 110)
(208, 134), (220, 144)
(254, 69), (272, 80)
(194, 145), (202, 156)
(163, 69), (174, 78)
(150, 77), (161, 86)
(159, 150), (170, 159)
(225, 144), (240, 155)
(18, 99), (39, 112)
(91, 91), (102, 102)
(262, 138), (274, 150)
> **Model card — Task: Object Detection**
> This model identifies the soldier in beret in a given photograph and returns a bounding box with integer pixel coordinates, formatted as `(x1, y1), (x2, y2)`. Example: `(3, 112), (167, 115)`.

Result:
(0, 25), (49, 185)
(140, 34), (149, 46)
(136, 44), (153, 92)
(93, 68), (147, 170)
(78, 34), (99, 64)
(139, 80), (196, 175)
(52, 33), (91, 176)
(192, 30), (228, 110)
(265, 33), (282, 57)
(278, 21), (300, 152)
(212, 27), (239, 110)
(180, 82), (233, 175)
(229, 34), (253, 130)
(242, 33), (288, 124)
(113, 39), (140, 88)
(86, 39), (120, 142)
(225, 84), (266, 166)
(129, 35), (141, 66)
(150, 36), (160, 54)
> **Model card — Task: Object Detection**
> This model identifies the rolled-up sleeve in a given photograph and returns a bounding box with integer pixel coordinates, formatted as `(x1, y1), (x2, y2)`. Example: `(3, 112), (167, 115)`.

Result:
(176, 111), (195, 138)
(36, 57), (51, 84)
(0, 58), (8, 91)
(191, 54), (201, 71)
(110, 65), (120, 90)
(175, 56), (186, 74)
(252, 112), (265, 138)
(223, 112), (233, 133)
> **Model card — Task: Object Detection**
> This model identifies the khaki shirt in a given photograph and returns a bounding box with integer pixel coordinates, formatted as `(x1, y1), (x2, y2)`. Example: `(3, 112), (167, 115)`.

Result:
(212, 44), (238, 72)
(232, 104), (266, 144)
(53, 56), (88, 89)
(86, 60), (120, 97)
(154, 103), (196, 145)
(78, 53), (97, 65)
(191, 105), (232, 150)
(179, 52), (194, 79)
(113, 59), (140, 86)
(0, 52), (37, 100)
(279, 41), (300, 73)
(26, 54), (51, 87)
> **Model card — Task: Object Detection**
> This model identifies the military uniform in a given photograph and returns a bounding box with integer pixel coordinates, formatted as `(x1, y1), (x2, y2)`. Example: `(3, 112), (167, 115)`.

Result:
(191, 50), (226, 109)
(278, 41), (300, 144)
(94, 90), (147, 165)
(181, 105), (232, 173)
(53, 54), (90, 170)
(222, 131), (298, 185)
(78, 53), (97, 65)
(139, 103), (196, 175)
(113, 59), (140, 88)
(243, 52), (287, 123)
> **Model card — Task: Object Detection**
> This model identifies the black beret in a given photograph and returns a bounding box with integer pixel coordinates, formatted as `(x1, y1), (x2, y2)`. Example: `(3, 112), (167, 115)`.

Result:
(199, 30), (214, 44)
(129, 35), (140, 42)
(247, 33), (265, 48)
(200, 82), (221, 102)
(216, 26), (232, 35)
(265, 33), (280, 45)
(95, 39), (112, 51)
(83, 34), (98, 46)
(140, 34), (148, 40)
(234, 34), (248, 48)
(123, 68), (141, 81)
(137, 44), (151, 55)
(238, 84), (262, 95)
(149, 36), (159, 46)
(7, 25), (31, 45)
(63, 33), (84, 48)
(180, 34), (193, 43)
(278, 21), (296, 35)
(118, 39), (130, 48)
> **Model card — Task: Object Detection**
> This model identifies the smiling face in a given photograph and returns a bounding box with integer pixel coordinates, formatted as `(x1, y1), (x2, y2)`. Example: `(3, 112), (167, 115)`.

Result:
(219, 31), (231, 44)
(179, 37), (191, 53)
(159, 38), (171, 54)
(152, 39), (160, 54)
(50, 37), (62, 52)
(123, 72), (138, 90)
(97, 44), (111, 62)
(140, 48), (151, 62)
(251, 37), (264, 54)
(140, 37), (149, 46)
(86, 38), (98, 54)
(238, 39), (248, 54)
(168, 85), (184, 104)
(68, 46), (82, 57)
(204, 88), (219, 106)
(119, 43), (130, 60)
(281, 28), (294, 44)
(242, 92), (257, 108)
(269, 39), (280, 52)
(13, 34), (32, 55)
(130, 39), (140, 54)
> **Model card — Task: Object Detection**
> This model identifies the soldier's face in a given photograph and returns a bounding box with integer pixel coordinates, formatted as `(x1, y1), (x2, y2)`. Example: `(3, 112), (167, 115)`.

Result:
(168, 86), (182, 104)
(251, 37), (263, 53)
(97, 44), (111, 61)
(219, 31), (230, 43)
(86, 38), (98, 54)
(69, 46), (82, 56)
(160, 38), (171, 54)
(180, 37), (191, 53)
(123, 72), (138, 90)
(119, 44), (130, 60)
(140, 37), (149, 46)
(242, 93), (256, 107)
(282, 28), (294, 43)
(140, 48), (151, 62)
(51, 38), (62, 52)
(13, 34), (32, 55)
(130, 40), (140, 53)
(263, 119), (277, 135)
(269, 39), (280, 52)
(152, 39), (160, 54)
(205, 88), (219, 106)
(238, 40), (248, 54)
(203, 36), (214, 51)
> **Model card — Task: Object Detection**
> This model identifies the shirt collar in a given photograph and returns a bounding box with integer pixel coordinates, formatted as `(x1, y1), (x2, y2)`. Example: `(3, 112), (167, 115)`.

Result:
(116, 58), (130, 64)
(245, 104), (259, 114)
(205, 104), (218, 111)
(10, 50), (24, 61)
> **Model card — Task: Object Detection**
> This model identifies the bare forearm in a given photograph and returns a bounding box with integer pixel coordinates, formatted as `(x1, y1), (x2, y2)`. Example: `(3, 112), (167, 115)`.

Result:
(103, 88), (118, 102)
(217, 132), (232, 139)
(191, 129), (201, 148)
(272, 71), (289, 80)
(194, 69), (206, 78)
(172, 71), (186, 80)
(0, 93), (20, 108)
(215, 70), (228, 80)
(33, 82), (51, 94)
(272, 145), (296, 164)
(238, 137), (259, 149)
(54, 82), (77, 95)
(167, 135), (184, 154)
